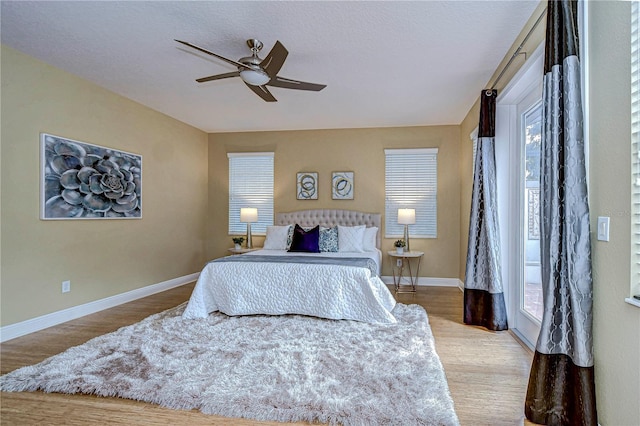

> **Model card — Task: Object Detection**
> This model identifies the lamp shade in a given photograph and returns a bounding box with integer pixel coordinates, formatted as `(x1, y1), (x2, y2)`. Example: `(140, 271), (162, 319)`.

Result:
(240, 207), (258, 223)
(397, 208), (416, 225)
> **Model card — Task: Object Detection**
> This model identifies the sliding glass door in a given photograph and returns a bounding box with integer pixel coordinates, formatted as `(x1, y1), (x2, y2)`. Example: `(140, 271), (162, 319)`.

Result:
(522, 101), (543, 322)
(514, 89), (543, 346)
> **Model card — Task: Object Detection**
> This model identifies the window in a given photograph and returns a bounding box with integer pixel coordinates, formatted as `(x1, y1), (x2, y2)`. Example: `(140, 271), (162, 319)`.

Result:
(228, 152), (274, 235)
(631, 1), (640, 298)
(384, 148), (438, 238)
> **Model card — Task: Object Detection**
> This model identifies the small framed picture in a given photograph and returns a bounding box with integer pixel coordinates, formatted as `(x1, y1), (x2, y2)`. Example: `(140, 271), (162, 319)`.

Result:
(332, 172), (354, 200)
(297, 172), (318, 200)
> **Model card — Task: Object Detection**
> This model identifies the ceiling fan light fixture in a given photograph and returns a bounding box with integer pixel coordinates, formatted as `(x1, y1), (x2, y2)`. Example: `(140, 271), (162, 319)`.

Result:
(239, 69), (270, 86)
(177, 38), (325, 101)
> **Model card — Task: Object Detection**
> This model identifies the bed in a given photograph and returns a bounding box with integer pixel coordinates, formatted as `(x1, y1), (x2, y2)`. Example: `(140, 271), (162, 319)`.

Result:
(182, 209), (397, 324)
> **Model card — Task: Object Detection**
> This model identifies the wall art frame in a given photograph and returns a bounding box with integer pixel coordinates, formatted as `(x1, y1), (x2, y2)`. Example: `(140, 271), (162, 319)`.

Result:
(296, 172), (318, 200)
(40, 133), (142, 220)
(332, 171), (354, 200)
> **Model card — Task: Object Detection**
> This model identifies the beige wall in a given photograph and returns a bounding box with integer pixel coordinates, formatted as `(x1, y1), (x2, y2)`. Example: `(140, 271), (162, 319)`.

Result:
(0, 46), (209, 327)
(458, 100), (479, 279)
(589, 3), (640, 425)
(207, 126), (461, 278)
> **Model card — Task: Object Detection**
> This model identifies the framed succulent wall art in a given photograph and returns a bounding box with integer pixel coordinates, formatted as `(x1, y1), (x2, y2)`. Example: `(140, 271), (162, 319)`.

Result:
(40, 133), (142, 219)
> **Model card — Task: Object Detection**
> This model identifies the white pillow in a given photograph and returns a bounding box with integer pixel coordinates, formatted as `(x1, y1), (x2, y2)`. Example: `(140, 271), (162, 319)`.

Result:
(338, 225), (366, 252)
(262, 225), (292, 250)
(363, 226), (378, 252)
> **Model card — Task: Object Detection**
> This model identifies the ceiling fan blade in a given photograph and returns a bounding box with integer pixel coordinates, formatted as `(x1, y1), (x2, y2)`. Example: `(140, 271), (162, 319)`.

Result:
(260, 41), (288, 78)
(267, 76), (326, 92)
(175, 39), (252, 71)
(196, 71), (240, 83)
(244, 82), (277, 102)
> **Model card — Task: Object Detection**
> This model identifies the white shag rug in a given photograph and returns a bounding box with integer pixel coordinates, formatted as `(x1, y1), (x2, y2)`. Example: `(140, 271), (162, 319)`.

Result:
(0, 303), (459, 425)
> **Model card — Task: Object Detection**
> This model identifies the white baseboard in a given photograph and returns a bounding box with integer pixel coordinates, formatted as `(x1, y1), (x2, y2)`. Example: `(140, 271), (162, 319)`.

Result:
(381, 276), (464, 289)
(0, 272), (199, 343)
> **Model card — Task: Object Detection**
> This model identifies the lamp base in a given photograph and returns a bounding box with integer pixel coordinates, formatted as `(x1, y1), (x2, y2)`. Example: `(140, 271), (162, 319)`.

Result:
(403, 224), (410, 252)
(246, 223), (253, 249)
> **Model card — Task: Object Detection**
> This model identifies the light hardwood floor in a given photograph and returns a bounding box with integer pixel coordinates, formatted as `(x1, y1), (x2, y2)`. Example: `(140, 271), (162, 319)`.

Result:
(1, 284), (537, 425)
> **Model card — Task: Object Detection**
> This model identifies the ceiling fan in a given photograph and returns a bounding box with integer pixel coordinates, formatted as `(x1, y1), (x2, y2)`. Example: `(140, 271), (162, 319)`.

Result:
(175, 38), (326, 102)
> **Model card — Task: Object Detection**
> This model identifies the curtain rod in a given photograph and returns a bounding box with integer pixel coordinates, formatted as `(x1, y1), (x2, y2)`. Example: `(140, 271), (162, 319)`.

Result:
(489, 7), (547, 91)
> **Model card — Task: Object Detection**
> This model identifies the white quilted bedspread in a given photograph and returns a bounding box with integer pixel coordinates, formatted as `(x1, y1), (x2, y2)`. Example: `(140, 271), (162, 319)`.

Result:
(182, 256), (397, 324)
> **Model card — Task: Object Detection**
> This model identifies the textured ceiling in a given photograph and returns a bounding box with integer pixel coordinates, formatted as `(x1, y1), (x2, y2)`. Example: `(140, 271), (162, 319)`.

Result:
(1, 1), (539, 133)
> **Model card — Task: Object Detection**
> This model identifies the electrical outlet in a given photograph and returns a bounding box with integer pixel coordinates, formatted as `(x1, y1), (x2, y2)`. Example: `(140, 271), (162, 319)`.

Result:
(62, 280), (71, 293)
(396, 259), (403, 267)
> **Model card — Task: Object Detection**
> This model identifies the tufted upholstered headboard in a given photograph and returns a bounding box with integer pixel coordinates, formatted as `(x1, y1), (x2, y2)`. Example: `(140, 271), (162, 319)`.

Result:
(275, 209), (382, 249)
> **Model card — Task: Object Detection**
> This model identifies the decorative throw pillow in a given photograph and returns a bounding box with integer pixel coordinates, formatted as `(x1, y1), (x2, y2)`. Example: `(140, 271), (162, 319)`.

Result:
(338, 225), (366, 252)
(319, 226), (339, 252)
(363, 226), (378, 252)
(263, 225), (292, 250)
(288, 224), (320, 253)
(286, 224), (295, 249)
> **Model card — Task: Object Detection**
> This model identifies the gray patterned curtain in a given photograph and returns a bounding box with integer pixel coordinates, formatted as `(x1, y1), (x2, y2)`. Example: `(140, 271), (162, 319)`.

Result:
(463, 89), (508, 331)
(525, 1), (597, 424)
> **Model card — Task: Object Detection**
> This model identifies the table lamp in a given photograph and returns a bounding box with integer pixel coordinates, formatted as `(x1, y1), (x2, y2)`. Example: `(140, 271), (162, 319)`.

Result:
(397, 208), (416, 252)
(240, 207), (258, 249)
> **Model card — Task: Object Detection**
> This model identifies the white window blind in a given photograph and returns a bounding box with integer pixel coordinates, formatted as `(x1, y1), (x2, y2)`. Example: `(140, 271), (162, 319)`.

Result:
(384, 148), (438, 238)
(228, 152), (274, 235)
(470, 127), (478, 171)
(631, 1), (640, 294)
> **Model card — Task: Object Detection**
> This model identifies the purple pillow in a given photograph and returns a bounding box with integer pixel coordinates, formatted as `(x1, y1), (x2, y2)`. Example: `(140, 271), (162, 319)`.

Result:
(288, 224), (320, 253)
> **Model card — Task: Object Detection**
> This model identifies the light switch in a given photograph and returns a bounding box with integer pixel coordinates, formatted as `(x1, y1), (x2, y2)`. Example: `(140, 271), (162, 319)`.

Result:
(597, 216), (610, 242)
